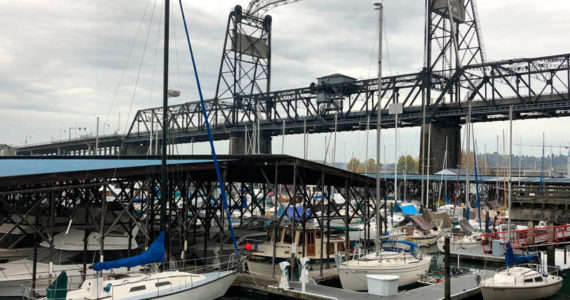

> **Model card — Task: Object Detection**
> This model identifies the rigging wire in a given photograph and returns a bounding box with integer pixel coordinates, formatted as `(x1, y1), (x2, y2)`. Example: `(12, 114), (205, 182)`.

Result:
(122, 0), (160, 137)
(103, 0), (154, 132)
(178, 0), (240, 259)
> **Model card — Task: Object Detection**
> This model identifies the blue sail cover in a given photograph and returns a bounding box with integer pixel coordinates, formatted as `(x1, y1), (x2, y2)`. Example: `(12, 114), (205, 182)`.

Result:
(94, 232), (165, 271)
(505, 242), (538, 267)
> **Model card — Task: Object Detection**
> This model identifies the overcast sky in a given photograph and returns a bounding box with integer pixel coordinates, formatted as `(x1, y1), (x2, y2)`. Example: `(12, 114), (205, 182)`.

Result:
(1, 0), (569, 162)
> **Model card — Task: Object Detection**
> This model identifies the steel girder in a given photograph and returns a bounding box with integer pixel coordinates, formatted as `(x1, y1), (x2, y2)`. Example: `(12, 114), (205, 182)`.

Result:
(15, 53), (570, 155)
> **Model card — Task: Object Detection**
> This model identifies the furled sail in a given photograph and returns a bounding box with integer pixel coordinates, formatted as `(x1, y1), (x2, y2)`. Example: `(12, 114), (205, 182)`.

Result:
(505, 242), (538, 267)
(93, 232), (165, 271)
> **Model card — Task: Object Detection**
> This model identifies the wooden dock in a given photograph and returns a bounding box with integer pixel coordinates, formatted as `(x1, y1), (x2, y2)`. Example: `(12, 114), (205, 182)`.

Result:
(235, 274), (481, 300)
(449, 246), (505, 263)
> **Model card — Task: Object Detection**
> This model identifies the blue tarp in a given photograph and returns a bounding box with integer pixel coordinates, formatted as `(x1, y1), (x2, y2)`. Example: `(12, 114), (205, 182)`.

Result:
(394, 202), (418, 215)
(286, 207), (313, 222)
(505, 242), (538, 267)
(94, 232), (165, 271)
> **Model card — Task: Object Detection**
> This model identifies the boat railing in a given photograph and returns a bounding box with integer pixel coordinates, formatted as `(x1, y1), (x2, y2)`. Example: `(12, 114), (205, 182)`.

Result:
(168, 252), (242, 275)
(18, 253), (242, 299)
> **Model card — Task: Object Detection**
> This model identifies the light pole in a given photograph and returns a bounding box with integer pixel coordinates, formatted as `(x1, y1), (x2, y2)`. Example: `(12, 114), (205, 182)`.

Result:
(69, 127), (86, 140)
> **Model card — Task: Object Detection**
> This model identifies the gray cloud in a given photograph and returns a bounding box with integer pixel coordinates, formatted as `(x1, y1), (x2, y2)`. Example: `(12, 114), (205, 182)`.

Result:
(0, 0), (569, 163)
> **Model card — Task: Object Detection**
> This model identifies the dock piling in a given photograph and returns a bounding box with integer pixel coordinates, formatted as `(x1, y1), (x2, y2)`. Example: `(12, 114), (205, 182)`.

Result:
(444, 236), (450, 300)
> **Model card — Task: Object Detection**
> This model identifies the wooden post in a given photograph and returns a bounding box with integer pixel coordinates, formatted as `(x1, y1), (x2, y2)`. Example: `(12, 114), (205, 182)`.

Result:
(320, 173), (325, 277)
(445, 236), (451, 300)
(485, 211), (489, 233)
(547, 245), (555, 267)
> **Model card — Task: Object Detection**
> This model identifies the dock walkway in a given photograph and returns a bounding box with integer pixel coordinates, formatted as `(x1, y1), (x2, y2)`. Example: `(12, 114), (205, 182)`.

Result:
(238, 274), (480, 300)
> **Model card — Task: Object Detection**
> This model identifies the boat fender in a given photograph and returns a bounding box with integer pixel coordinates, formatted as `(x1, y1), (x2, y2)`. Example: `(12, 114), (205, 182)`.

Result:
(104, 283), (112, 292)
(254, 241), (259, 251)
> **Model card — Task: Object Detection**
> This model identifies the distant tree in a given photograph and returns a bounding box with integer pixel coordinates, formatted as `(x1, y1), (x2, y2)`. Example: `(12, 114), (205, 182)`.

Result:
(460, 150), (475, 170)
(347, 158), (362, 173)
(365, 158), (378, 174)
(397, 155), (418, 173)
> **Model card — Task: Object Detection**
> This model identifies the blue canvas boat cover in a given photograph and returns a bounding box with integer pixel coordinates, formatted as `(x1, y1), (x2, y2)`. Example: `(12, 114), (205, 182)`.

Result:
(94, 232), (165, 271)
(286, 207), (313, 222)
(505, 242), (538, 267)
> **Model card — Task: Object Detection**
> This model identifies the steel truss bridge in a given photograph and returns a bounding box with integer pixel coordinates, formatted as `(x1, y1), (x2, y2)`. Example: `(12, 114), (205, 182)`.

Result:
(18, 53), (570, 155)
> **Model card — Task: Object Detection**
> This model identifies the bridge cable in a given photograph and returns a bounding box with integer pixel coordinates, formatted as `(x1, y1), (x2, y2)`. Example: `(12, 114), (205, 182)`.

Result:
(178, 0), (241, 259)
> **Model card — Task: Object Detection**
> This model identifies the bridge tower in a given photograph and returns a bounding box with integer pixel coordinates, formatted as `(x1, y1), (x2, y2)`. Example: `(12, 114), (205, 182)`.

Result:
(215, 5), (273, 154)
(420, 0), (486, 173)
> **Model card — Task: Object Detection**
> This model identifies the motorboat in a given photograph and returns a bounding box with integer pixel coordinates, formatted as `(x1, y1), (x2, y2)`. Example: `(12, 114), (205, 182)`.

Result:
(246, 223), (345, 279)
(338, 241), (432, 291)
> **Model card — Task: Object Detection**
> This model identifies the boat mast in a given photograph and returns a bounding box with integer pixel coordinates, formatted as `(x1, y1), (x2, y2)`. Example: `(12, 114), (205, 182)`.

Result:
(374, 1), (383, 255)
(466, 103), (471, 212)
(160, 0), (170, 268)
(508, 106), (513, 242)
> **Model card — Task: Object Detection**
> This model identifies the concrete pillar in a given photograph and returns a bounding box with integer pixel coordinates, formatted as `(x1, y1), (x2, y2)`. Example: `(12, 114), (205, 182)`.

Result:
(229, 134), (272, 155)
(0, 144), (16, 156)
(419, 121), (461, 174)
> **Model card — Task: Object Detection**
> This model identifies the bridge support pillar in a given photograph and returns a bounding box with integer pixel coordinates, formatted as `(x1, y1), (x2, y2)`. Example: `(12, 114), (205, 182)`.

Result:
(0, 144), (16, 156)
(229, 134), (272, 155)
(120, 144), (148, 156)
(419, 121), (461, 174)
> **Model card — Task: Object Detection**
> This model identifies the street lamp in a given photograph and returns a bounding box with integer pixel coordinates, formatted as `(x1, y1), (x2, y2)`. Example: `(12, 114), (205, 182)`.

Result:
(69, 127), (86, 140)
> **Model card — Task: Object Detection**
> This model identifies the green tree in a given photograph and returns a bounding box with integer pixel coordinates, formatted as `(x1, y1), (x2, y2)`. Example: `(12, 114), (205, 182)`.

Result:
(347, 158), (362, 173)
(365, 158), (378, 174)
(397, 155), (419, 174)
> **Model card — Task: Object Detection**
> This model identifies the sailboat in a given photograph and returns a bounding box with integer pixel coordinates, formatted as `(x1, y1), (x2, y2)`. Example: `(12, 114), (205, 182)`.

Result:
(56, 1), (241, 299)
(63, 232), (237, 300)
(338, 241), (431, 291)
(337, 2), (431, 291)
(479, 107), (563, 300)
(480, 243), (562, 300)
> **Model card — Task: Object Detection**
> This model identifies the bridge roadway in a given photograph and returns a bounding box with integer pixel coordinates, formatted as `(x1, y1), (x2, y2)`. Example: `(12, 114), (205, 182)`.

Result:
(14, 53), (570, 156)
(16, 93), (570, 156)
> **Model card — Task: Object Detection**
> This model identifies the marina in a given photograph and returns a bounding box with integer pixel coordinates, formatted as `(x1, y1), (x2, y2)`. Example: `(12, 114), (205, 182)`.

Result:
(2, 0), (570, 300)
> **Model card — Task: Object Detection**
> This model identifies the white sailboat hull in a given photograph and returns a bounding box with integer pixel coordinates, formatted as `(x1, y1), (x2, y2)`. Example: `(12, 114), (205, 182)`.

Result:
(481, 280), (562, 300)
(145, 271), (237, 300)
(338, 254), (432, 291)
